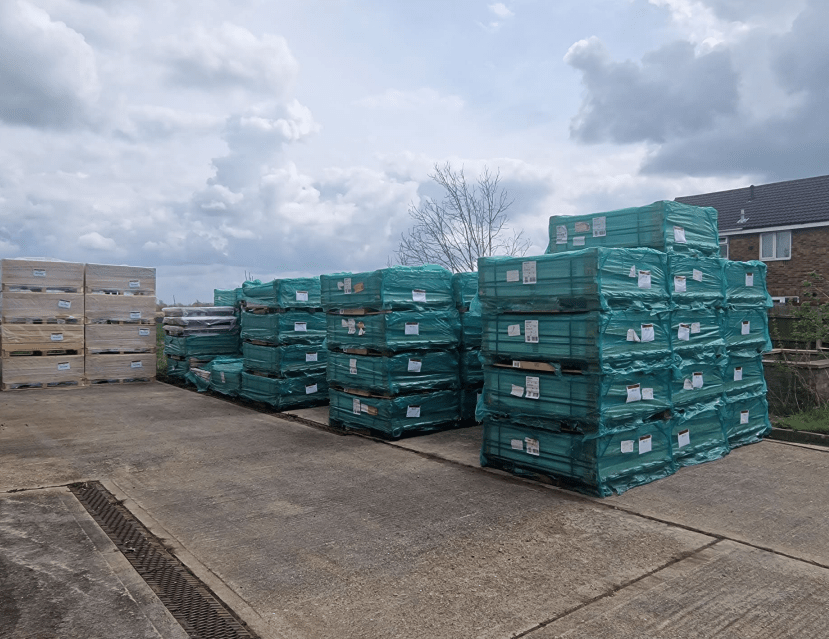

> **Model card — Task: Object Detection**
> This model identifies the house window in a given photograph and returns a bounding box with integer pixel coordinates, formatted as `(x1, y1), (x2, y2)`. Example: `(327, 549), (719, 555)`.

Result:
(760, 231), (791, 260)
(719, 237), (729, 259)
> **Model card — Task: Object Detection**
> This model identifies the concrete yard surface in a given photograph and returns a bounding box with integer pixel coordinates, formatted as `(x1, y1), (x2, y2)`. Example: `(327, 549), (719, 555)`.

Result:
(2, 382), (829, 638)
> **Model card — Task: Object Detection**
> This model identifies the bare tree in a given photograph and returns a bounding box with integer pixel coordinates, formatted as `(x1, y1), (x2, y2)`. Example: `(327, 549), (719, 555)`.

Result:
(396, 162), (530, 272)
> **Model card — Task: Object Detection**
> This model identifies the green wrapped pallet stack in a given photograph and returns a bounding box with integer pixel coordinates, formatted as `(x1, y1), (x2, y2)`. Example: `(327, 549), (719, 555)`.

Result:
(453, 272), (483, 424)
(322, 266), (461, 437)
(162, 306), (240, 380)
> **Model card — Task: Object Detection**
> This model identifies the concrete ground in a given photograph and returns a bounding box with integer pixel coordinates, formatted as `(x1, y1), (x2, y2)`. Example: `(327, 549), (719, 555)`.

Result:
(2, 383), (828, 638)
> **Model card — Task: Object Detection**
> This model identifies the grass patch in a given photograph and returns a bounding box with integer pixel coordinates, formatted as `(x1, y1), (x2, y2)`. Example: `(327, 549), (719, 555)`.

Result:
(156, 323), (167, 378)
(775, 406), (829, 434)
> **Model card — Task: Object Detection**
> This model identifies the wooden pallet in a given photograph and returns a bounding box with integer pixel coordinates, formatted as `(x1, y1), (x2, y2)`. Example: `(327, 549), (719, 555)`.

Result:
(85, 347), (157, 355)
(1, 317), (82, 324)
(2, 349), (81, 358)
(85, 288), (155, 296)
(1, 284), (81, 294)
(2, 380), (88, 391)
(85, 319), (156, 325)
(86, 377), (156, 385)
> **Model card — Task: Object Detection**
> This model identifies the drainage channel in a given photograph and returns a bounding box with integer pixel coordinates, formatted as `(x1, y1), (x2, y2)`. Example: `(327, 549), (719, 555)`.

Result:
(69, 481), (258, 639)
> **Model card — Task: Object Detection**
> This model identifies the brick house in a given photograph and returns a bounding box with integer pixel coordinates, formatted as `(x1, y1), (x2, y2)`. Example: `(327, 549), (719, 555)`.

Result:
(676, 175), (829, 301)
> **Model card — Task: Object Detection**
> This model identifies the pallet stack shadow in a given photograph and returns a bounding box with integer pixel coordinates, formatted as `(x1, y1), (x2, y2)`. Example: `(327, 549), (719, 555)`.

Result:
(0, 259), (86, 390)
(322, 266), (462, 438)
(453, 272), (483, 424)
(84, 264), (156, 384)
(163, 306), (240, 382)
(237, 278), (328, 409)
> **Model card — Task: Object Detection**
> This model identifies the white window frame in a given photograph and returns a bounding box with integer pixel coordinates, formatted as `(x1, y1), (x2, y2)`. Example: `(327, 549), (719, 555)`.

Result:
(760, 230), (791, 261)
(719, 237), (729, 259)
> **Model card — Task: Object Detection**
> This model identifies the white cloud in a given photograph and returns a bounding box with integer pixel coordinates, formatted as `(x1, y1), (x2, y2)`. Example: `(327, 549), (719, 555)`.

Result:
(357, 88), (464, 112)
(78, 231), (118, 251)
(489, 3), (514, 19)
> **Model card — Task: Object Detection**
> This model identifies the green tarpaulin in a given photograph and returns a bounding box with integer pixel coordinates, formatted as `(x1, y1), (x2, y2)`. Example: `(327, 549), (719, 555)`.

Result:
(327, 350), (459, 395)
(240, 310), (326, 345)
(241, 278), (321, 309)
(668, 308), (725, 361)
(669, 359), (725, 409)
(720, 308), (772, 357)
(667, 254), (725, 308)
(325, 309), (461, 353)
(242, 341), (327, 376)
(460, 349), (483, 387)
(320, 265), (454, 311)
(719, 389), (771, 448)
(723, 260), (773, 308)
(722, 354), (766, 397)
(452, 272), (478, 308)
(163, 334), (240, 359)
(239, 371), (328, 409)
(667, 402), (728, 467)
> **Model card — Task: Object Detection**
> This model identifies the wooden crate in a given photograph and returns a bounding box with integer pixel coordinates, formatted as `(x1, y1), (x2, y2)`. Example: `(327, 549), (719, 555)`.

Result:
(1, 324), (84, 355)
(1, 354), (85, 390)
(0, 291), (84, 323)
(85, 294), (156, 323)
(85, 353), (156, 383)
(0, 259), (84, 291)
(85, 263), (156, 295)
(85, 324), (156, 354)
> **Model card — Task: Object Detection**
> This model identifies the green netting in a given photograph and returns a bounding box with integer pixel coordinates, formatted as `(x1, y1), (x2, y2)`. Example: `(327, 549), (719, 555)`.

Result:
(242, 341), (327, 376)
(328, 388), (460, 437)
(240, 277), (321, 309)
(669, 359), (725, 409)
(460, 349), (483, 387)
(163, 334), (240, 358)
(480, 417), (675, 497)
(546, 200), (719, 256)
(460, 297), (482, 349)
(667, 255), (725, 308)
(481, 310), (671, 373)
(320, 265), (454, 311)
(327, 350), (459, 395)
(239, 370), (328, 409)
(478, 248), (669, 314)
(480, 365), (672, 433)
(240, 310), (326, 344)
(723, 260), (773, 308)
(722, 354), (766, 397)
(720, 308), (772, 357)
(452, 272), (479, 308)
(667, 402), (728, 467)
(669, 308), (725, 360)
(718, 389), (771, 448)
(325, 309), (461, 352)
(460, 387), (482, 423)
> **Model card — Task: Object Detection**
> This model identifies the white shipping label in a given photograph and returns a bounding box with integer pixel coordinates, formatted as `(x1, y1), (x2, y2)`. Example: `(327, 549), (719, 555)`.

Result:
(678, 324), (691, 341)
(130, 312), (141, 319)
(306, 352), (318, 362)
(347, 319), (356, 335)
(512, 360), (521, 368)
(641, 324), (655, 342)
(674, 226), (687, 243)
(556, 225), (567, 245)
(33, 269), (47, 277)
(593, 216), (606, 237)
(511, 438), (524, 451)
(629, 265), (637, 278)
(639, 435), (653, 454)
(674, 276), (687, 293)
(691, 322), (701, 334)
(522, 261), (537, 285)
(353, 398), (361, 415)
(621, 440), (635, 454)
(524, 320), (539, 344)
(626, 384), (642, 403)
(349, 358), (357, 375)
(406, 406), (421, 418)
(129, 280), (140, 288)
(684, 378), (694, 390)
(50, 333), (64, 342)
(412, 289), (427, 302)
(507, 324), (521, 337)
(58, 299), (71, 309)
(305, 384), (318, 394)
(642, 387), (654, 400)
(506, 270), (520, 282)
(404, 322), (419, 335)
(692, 269), (703, 282)
(627, 329), (640, 343)
(341, 319), (348, 328)
(740, 410), (750, 424)
(220, 372), (226, 384)
(360, 403), (370, 413)
(296, 290), (309, 302)
(745, 273), (754, 287)
(295, 322), (307, 332)
(131, 361), (142, 369)
(510, 384), (525, 398)
(574, 221), (590, 233)
(572, 236), (585, 246)
(692, 372), (704, 389)
(525, 376), (540, 400)
(677, 429), (691, 449)
(741, 321), (751, 335)
(408, 359), (422, 373)
(638, 270), (652, 289)
(343, 277), (352, 294)
(139, 328), (150, 336)
(525, 437), (540, 456)
(57, 362), (71, 371)
(734, 367), (743, 381)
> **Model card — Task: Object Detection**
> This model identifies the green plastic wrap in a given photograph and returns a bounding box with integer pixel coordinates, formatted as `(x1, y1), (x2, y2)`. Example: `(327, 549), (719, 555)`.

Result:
(460, 387), (482, 423)
(163, 334), (240, 358)
(720, 308), (772, 357)
(208, 357), (244, 395)
(320, 265), (454, 311)
(478, 248), (669, 314)
(480, 417), (675, 497)
(723, 260), (773, 308)
(669, 359), (725, 409)
(452, 272), (479, 308)
(669, 309), (724, 361)
(166, 358), (189, 379)
(481, 310), (671, 373)
(213, 289), (237, 307)
(328, 388), (460, 437)
(240, 370), (328, 409)
(242, 341), (327, 376)
(718, 389), (771, 448)
(240, 310), (326, 345)
(546, 200), (719, 256)
(667, 254), (725, 308)
(460, 296), (482, 349)
(325, 309), (461, 353)
(722, 354), (766, 397)
(667, 402), (728, 467)
(480, 366), (672, 433)
(241, 277), (321, 309)
(460, 349), (483, 387)
(327, 350), (459, 395)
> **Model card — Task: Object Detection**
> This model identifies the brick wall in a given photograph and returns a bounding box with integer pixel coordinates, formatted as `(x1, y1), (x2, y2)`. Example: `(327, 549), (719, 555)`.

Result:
(726, 226), (829, 298)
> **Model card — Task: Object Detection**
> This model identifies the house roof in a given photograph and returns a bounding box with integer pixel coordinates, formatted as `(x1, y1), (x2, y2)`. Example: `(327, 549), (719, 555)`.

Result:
(675, 174), (829, 232)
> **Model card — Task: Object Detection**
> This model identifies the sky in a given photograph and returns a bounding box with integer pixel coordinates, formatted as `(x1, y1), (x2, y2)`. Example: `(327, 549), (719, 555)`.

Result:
(1, 0), (825, 303)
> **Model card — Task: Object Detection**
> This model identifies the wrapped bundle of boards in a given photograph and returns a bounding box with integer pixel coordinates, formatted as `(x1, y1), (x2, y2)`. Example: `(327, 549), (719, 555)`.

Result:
(163, 306), (240, 385)
(237, 278), (327, 409)
(453, 272), (483, 424)
(479, 200), (772, 496)
(322, 265), (461, 437)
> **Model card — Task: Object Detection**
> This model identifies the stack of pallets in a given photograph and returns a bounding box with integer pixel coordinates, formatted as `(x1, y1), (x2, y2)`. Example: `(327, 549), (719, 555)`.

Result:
(452, 272), (483, 424)
(163, 306), (240, 380)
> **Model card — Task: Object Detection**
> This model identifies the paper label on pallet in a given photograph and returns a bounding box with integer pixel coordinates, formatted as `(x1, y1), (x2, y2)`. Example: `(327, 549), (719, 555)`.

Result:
(349, 358), (357, 374)
(674, 276), (687, 293)
(306, 384), (318, 394)
(639, 435), (652, 454)
(621, 440), (634, 454)
(684, 378), (693, 390)
(130, 312), (141, 319)
(404, 322), (419, 335)
(524, 320), (539, 344)
(406, 406), (421, 418)
(524, 437), (540, 456)
(347, 318), (356, 334)
(642, 387), (654, 400)
(572, 236), (585, 246)
(525, 376), (540, 400)
(638, 270), (651, 289)
(677, 324), (691, 341)
(129, 280), (140, 288)
(412, 289), (427, 302)
(740, 410), (750, 424)
(692, 372), (704, 389)
(30, 268), (47, 278)
(507, 324), (521, 337)
(627, 329), (641, 342)
(733, 367), (743, 381)
(294, 322), (307, 332)
(342, 319), (348, 328)
(629, 265), (637, 278)
(511, 438), (523, 451)
(343, 278), (352, 294)
(692, 269), (703, 282)
(510, 384), (524, 398)
(131, 361), (143, 369)
(592, 216), (606, 237)
(673, 226), (686, 243)
(745, 273), (754, 287)
(58, 299), (71, 309)
(741, 320), (750, 335)
(626, 384), (642, 403)
(306, 352), (318, 362)
(139, 328), (150, 336)
(408, 359), (422, 373)
(506, 269), (519, 282)
(57, 362), (71, 371)
(691, 322), (701, 334)
(512, 360), (521, 368)
(556, 225), (567, 245)
(574, 221), (590, 233)
(296, 291), (309, 302)
(677, 429), (690, 448)
(522, 261), (537, 285)
(50, 333), (64, 342)
(353, 398), (361, 415)
(641, 324), (655, 342)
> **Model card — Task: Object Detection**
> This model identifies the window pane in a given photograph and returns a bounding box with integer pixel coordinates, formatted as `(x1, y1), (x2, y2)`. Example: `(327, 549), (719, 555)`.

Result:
(719, 239), (729, 259)
(761, 233), (774, 259)
(776, 231), (791, 258)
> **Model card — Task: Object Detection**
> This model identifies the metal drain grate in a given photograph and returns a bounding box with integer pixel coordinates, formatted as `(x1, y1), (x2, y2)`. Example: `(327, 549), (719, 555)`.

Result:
(69, 481), (257, 639)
